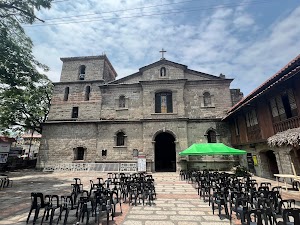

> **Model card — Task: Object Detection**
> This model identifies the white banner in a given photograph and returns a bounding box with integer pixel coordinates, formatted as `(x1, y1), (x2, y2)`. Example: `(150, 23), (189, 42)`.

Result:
(0, 143), (10, 153)
(138, 157), (146, 172)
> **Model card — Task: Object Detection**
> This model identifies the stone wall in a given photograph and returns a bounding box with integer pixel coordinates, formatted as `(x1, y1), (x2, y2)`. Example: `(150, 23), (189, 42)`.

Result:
(48, 81), (103, 120)
(142, 64), (185, 81)
(100, 84), (143, 120)
(141, 80), (186, 118)
(38, 119), (232, 171)
(39, 56), (237, 171)
(60, 57), (105, 82)
(184, 81), (232, 119)
(230, 89), (244, 106)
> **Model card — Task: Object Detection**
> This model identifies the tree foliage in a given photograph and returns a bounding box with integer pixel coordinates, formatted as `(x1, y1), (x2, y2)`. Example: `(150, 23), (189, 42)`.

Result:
(0, 0), (54, 134)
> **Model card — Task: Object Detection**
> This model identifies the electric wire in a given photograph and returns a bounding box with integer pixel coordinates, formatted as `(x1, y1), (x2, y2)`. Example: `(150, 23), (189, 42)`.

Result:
(46, 0), (200, 21)
(25, 0), (272, 27)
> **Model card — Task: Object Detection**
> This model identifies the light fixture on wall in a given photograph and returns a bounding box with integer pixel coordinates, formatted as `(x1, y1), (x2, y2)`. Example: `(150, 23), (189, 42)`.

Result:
(102, 149), (107, 157)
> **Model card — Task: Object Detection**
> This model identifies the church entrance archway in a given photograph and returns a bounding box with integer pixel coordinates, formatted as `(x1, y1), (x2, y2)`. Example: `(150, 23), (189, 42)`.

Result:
(154, 132), (176, 172)
(266, 150), (279, 176)
(260, 150), (279, 178)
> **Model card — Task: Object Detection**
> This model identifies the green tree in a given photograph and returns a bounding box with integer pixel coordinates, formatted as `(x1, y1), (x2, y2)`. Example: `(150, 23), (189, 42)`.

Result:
(0, 0), (54, 134)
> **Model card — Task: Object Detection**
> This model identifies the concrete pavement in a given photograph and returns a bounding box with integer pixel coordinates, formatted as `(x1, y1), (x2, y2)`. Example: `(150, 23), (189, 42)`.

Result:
(0, 170), (299, 225)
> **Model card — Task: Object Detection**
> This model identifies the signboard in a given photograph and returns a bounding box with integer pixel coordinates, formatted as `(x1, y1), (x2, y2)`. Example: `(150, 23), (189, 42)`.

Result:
(137, 156), (146, 172)
(0, 143), (10, 153)
(0, 153), (8, 163)
(252, 155), (258, 166)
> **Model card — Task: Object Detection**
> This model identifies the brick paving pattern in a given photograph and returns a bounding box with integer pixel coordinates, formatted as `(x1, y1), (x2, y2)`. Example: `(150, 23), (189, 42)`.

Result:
(0, 170), (299, 224)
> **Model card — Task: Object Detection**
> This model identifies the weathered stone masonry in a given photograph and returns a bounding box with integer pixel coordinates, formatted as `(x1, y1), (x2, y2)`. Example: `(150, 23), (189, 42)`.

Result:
(38, 55), (242, 171)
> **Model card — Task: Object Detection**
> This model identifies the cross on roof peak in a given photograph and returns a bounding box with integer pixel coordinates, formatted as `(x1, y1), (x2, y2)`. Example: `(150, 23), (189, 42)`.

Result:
(159, 48), (166, 60)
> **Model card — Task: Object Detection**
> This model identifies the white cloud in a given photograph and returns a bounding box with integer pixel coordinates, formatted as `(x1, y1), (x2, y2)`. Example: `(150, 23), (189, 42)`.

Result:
(24, 0), (300, 95)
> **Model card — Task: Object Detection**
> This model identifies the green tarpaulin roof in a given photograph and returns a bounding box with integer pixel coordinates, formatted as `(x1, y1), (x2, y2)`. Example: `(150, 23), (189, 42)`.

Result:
(179, 143), (246, 156)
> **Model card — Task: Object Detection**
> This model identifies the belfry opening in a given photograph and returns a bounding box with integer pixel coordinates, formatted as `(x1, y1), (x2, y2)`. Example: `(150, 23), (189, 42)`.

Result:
(154, 132), (176, 172)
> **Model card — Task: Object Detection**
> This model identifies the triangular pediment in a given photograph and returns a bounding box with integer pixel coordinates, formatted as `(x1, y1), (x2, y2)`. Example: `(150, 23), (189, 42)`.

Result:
(111, 59), (227, 84)
(139, 59), (187, 72)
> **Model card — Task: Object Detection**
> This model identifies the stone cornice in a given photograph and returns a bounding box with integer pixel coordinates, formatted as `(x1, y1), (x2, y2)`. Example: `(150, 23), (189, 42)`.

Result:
(53, 80), (105, 85)
(44, 117), (223, 124)
(60, 55), (106, 62)
(139, 79), (187, 85)
(186, 79), (233, 85)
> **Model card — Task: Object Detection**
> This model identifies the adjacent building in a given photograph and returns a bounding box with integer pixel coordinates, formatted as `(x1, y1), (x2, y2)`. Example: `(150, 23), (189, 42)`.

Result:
(224, 54), (300, 178)
(18, 131), (42, 158)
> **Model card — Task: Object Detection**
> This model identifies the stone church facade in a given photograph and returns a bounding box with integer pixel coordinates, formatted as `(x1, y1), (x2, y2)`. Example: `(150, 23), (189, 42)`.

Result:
(37, 55), (242, 172)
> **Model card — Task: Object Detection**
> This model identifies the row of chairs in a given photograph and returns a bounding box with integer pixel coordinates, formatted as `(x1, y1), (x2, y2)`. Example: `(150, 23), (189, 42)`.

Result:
(181, 169), (300, 225)
(0, 174), (12, 190)
(26, 172), (156, 225)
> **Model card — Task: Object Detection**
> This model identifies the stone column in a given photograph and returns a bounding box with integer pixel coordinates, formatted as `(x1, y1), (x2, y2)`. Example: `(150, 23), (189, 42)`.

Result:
(273, 151), (283, 174)
(278, 146), (293, 174)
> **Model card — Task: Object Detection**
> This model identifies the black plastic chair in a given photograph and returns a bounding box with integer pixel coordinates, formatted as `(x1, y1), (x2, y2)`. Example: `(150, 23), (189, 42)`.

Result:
(278, 208), (300, 225)
(243, 208), (271, 225)
(231, 197), (252, 223)
(94, 191), (114, 225)
(40, 195), (60, 225)
(271, 186), (282, 192)
(274, 199), (296, 221)
(211, 190), (229, 218)
(128, 183), (139, 206)
(260, 182), (272, 188)
(77, 196), (93, 225)
(179, 170), (186, 180)
(256, 197), (277, 225)
(111, 189), (122, 215)
(145, 181), (156, 206)
(26, 192), (49, 225)
(0, 174), (12, 188)
(56, 195), (78, 225)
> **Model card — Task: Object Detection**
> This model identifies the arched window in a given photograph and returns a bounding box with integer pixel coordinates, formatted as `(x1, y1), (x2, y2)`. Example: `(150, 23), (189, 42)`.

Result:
(203, 92), (211, 107)
(155, 91), (173, 113)
(207, 130), (217, 143)
(64, 87), (69, 101)
(116, 132), (126, 146)
(79, 65), (86, 80)
(85, 86), (91, 101)
(160, 67), (166, 77)
(119, 95), (126, 108)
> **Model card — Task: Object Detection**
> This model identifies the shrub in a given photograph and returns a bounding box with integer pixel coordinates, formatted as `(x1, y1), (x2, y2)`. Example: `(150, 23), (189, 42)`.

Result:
(232, 165), (250, 177)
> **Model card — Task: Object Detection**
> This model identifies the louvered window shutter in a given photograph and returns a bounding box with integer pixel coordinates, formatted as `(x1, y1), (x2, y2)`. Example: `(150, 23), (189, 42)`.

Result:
(276, 96), (286, 121)
(155, 94), (161, 113)
(167, 93), (173, 113)
(288, 89), (298, 116)
(250, 110), (257, 125)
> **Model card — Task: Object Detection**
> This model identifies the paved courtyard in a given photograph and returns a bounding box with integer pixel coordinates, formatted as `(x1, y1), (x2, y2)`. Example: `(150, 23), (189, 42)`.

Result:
(0, 170), (300, 225)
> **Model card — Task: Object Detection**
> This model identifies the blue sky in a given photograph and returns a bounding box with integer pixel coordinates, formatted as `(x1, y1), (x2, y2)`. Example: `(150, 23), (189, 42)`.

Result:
(24, 0), (300, 96)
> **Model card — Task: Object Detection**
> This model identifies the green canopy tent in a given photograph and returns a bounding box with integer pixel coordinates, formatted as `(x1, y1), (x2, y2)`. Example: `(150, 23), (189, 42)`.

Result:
(179, 143), (247, 156)
(179, 143), (246, 170)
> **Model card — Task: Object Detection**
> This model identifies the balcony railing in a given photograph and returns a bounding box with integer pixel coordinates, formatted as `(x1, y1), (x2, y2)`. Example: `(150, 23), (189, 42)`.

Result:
(273, 116), (300, 133)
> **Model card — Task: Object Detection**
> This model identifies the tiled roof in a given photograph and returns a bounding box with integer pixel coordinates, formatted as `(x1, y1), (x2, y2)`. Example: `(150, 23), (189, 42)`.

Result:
(21, 134), (42, 138)
(0, 136), (16, 143)
(224, 54), (300, 119)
